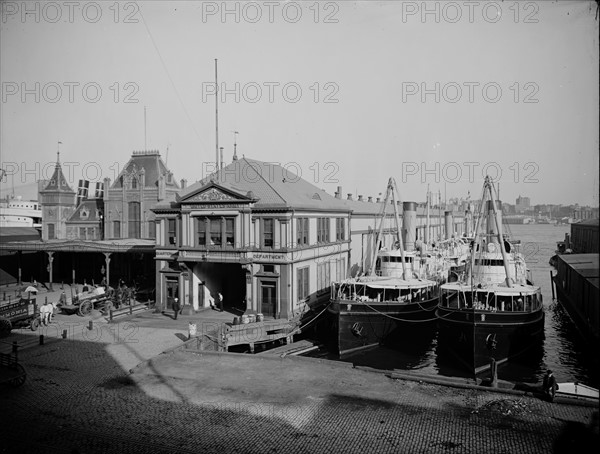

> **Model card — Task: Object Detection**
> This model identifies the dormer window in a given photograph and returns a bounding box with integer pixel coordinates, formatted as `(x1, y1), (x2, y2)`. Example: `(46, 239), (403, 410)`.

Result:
(80, 208), (89, 220)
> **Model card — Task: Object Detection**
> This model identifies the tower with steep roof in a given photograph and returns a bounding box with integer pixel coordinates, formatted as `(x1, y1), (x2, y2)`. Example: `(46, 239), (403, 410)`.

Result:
(39, 151), (76, 240)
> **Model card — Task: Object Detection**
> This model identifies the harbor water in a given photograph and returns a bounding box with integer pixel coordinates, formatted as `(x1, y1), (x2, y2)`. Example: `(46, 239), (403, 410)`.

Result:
(306, 224), (599, 389)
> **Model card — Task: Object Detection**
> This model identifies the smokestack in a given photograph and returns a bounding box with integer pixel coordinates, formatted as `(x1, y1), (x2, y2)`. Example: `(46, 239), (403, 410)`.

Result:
(335, 186), (342, 199)
(368, 196), (373, 203)
(403, 202), (417, 251)
(358, 195), (363, 202)
(219, 147), (224, 170)
(376, 197), (381, 203)
(347, 193), (353, 201)
(180, 179), (187, 189)
(445, 211), (453, 240)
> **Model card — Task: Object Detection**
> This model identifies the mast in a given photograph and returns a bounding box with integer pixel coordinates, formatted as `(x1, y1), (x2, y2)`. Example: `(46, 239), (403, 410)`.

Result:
(425, 185), (430, 245)
(215, 59), (219, 171)
(369, 179), (392, 276)
(488, 178), (513, 287)
(390, 178), (408, 279)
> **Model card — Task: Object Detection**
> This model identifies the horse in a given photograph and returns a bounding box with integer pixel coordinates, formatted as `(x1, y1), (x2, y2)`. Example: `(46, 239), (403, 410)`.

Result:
(39, 301), (58, 325)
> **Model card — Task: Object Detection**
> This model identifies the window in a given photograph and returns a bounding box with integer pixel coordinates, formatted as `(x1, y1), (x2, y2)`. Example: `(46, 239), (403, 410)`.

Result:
(336, 218), (345, 241)
(167, 219), (177, 245)
(297, 267), (309, 300)
(196, 216), (235, 247)
(79, 227), (86, 239)
(225, 218), (235, 246)
(48, 223), (55, 239)
(148, 220), (156, 239)
(210, 218), (222, 246)
(128, 202), (141, 239)
(317, 218), (330, 243)
(297, 217), (309, 245)
(113, 220), (120, 239)
(87, 227), (95, 239)
(317, 262), (330, 291)
(263, 218), (274, 248)
(131, 177), (137, 189)
(196, 218), (206, 246)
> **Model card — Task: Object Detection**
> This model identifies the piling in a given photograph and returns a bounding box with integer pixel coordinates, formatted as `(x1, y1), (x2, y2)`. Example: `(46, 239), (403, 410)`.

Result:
(39, 335), (44, 345)
(88, 320), (93, 330)
(550, 271), (556, 300)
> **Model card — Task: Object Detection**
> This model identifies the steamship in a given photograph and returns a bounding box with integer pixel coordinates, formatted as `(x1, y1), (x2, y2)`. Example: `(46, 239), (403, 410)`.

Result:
(436, 176), (545, 376)
(328, 178), (442, 357)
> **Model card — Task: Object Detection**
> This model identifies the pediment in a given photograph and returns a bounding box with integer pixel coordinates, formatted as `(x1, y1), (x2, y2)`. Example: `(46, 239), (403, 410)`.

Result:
(180, 183), (253, 204)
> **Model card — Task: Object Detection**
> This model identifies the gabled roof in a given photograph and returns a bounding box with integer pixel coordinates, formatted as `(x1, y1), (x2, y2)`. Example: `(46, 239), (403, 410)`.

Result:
(67, 199), (103, 223)
(111, 150), (179, 190)
(40, 153), (75, 193)
(179, 158), (351, 212)
(178, 181), (256, 204)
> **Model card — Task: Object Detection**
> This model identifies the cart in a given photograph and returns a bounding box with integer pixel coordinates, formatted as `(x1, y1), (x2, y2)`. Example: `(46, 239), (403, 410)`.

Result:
(0, 298), (40, 338)
(0, 351), (26, 387)
(60, 286), (113, 317)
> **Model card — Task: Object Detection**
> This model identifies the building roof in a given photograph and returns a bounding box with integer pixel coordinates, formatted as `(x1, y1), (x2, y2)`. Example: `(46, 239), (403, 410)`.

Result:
(559, 254), (599, 284)
(111, 150), (179, 190)
(40, 153), (75, 194)
(0, 227), (41, 243)
(572, 218), (599, 227)
(179, 158), (353, 212)
(67, 199), (103, 223)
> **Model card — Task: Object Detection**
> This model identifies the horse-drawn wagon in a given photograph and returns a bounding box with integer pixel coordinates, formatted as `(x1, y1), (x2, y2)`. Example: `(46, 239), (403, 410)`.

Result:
(60, 286), (113, 317)
(0, 297), (40, 338)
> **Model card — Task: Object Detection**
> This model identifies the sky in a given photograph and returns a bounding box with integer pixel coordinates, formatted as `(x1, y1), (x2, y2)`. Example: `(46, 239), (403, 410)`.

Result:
(1, 0), (598, 207)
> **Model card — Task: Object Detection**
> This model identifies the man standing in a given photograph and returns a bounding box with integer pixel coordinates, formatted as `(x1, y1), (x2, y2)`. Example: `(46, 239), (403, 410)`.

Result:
(218, 292), (223, 312)
(543, 369), (558, 402)
(172, 297), (180, 320)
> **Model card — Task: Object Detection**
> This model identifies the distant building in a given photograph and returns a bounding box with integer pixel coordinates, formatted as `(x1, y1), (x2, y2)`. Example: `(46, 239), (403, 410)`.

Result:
(103, 150), (180, 240)
(515, 195), (530, 214)
(39, 152), (76, 240)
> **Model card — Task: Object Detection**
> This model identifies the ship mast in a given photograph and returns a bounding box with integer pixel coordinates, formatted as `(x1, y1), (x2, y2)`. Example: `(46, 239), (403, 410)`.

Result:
(369, 178), (407, 279)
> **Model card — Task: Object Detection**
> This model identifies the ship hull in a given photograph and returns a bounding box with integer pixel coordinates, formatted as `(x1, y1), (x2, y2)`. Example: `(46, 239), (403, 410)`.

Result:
(436, 306), (545, 376)
(328, 297), (438, 357)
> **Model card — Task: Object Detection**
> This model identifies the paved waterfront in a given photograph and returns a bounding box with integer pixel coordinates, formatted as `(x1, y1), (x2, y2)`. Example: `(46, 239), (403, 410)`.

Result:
(1, 286), (598, 453)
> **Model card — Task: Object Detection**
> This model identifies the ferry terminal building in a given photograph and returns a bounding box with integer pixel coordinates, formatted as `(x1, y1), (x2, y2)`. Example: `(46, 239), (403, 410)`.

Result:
(152, 157), (352, 319)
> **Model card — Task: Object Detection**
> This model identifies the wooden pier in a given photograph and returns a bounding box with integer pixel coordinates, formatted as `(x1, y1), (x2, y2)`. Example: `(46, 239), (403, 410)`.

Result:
(256, 339), (322, 357)
(219, 319), (301, 353)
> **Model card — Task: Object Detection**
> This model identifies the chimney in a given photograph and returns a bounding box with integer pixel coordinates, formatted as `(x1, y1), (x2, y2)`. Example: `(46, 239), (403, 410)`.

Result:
(376, 197), (381, 203)
(335, 186), (342, 199)
(180, 179), (187, 189)
(358, 195), (363, 202)
(347, 193), (353, 201)
(219, 147), (224, 170)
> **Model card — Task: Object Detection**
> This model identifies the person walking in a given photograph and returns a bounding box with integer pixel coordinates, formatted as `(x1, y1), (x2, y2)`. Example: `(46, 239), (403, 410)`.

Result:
(542, 369), (558, 402)
(172, 297), (180, 320)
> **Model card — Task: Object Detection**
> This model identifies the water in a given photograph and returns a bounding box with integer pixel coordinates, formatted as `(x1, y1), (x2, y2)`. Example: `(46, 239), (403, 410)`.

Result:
(307, 224), (599, 388)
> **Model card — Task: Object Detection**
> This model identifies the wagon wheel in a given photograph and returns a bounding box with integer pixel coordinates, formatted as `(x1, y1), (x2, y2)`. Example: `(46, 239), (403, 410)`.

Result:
(79, 301), (93, 317)
(30, 317), (40, 331)
(0, 318), (12, 338)
(10, 364), (26, 387)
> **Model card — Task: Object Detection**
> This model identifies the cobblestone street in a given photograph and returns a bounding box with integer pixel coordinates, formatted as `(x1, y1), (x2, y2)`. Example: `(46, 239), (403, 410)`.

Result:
(1, 310), (598, 453)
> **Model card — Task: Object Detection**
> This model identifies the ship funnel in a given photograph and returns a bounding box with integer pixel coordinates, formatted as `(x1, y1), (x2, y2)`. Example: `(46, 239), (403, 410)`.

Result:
(402, 202), (417, 251)
(444, 211), (453, 240)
